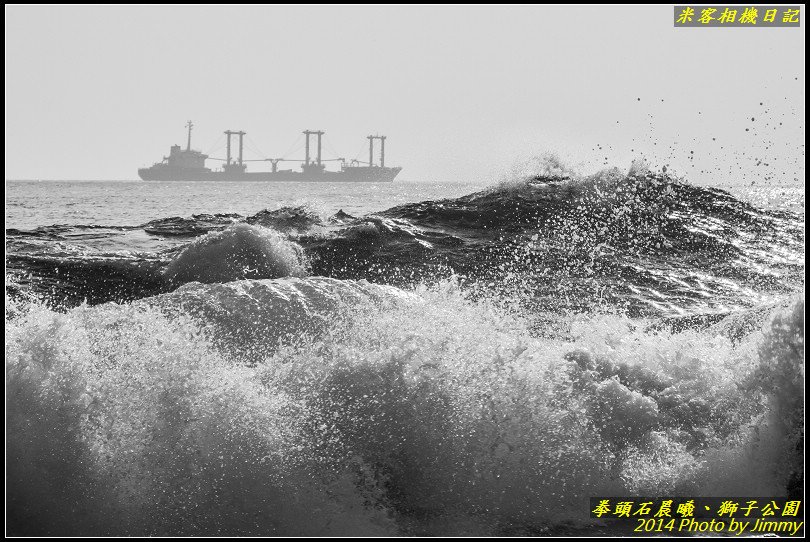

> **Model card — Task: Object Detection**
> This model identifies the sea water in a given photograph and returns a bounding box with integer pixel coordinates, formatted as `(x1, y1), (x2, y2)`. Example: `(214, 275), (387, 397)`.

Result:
(5, 165), (805, 535)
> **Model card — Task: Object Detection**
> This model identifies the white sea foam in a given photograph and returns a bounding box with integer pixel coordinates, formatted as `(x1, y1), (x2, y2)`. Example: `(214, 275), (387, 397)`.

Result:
(5, 277), (803, 535)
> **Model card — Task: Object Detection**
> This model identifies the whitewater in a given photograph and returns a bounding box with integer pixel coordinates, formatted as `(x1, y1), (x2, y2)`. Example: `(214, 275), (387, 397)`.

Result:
(5, 165), (805, 535)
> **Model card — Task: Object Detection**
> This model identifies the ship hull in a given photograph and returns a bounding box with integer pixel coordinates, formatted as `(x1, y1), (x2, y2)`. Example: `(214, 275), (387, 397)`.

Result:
(138, 166), (402, 182)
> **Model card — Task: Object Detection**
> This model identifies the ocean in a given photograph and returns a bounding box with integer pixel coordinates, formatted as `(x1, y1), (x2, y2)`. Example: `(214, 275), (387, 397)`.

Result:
(5, 166), (805, 535)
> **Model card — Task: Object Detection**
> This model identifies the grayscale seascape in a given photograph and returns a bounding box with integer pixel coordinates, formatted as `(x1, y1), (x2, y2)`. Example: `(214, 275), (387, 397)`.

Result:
(5, 5), (805, 537)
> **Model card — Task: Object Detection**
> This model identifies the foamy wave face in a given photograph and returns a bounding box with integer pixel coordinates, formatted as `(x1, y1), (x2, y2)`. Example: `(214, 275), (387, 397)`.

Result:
(146, 277), (416, 363)
(268, 287), (802, 529)
(5, 279), (803, 535)
(497, 152), (580, 189)
(164, 224), (307, 284)
(6, 301), (396, 536)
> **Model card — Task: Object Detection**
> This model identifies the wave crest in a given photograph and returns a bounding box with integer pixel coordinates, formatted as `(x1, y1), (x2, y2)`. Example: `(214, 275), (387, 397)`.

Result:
(164, 224), (307, 284)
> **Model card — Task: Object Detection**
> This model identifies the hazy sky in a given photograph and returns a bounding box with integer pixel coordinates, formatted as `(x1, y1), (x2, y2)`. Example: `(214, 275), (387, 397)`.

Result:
(4, 5), (805, 183)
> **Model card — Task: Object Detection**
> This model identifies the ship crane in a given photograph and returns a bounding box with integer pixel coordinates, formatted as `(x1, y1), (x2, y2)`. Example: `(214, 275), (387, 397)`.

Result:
(223, 130), (246, 168)
(242, 158), (306, 173)
(212, 130), (340, 172)
(302, 130), (325, 166)
(367, 135), (386, 167)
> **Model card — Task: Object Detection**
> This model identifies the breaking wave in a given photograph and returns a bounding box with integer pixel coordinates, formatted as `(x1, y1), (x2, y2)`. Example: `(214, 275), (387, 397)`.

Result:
(164, 224), (307, 285)
(5, 275), (803, 535)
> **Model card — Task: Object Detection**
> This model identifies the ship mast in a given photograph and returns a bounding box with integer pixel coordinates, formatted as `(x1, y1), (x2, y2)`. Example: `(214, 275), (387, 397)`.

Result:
(367, 135), (386, 167)
(224, 130), (246, 167)
(186, 120), (193, 151)
(303, 130), (324, 166)
(380, 135), (386, 167)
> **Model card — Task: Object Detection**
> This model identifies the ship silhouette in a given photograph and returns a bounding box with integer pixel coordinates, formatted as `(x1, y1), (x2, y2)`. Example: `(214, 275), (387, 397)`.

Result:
(138, 122), (401, 182)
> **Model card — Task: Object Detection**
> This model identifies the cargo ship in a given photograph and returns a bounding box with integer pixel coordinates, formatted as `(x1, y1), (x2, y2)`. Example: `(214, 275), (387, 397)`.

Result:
(138, 122), (401, 182)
